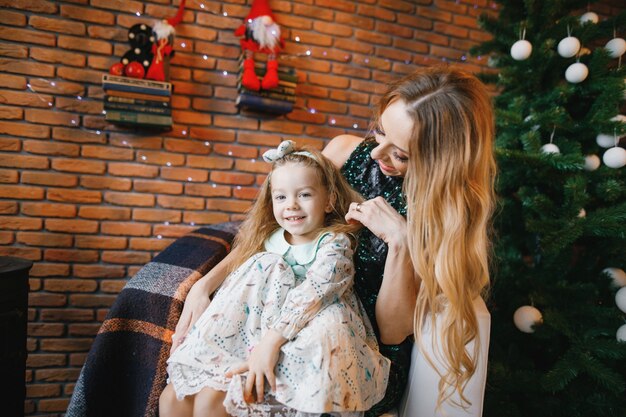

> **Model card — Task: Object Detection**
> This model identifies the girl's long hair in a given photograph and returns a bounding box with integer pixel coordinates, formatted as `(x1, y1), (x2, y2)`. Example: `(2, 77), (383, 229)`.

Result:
(228, 147), (361, 270)
(375, 66), (496, 408)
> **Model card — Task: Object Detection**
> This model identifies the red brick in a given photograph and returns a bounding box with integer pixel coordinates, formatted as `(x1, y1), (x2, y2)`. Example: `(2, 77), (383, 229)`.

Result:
(73, 264), (126, 278)
(189, 127), (236, 143)
(28, 293), (67, 307)
(22, 202), (76, 218)
(60, 4), (114, 24)
(53, 127), (106, 144)
(82, 145), (134, 160)
(30, 263), (70, 278)
(152, 224), (196, 238)
(4, 0), (58, 13)
(210, 171), (255, 185)
(0, 201), (17, 214)
(40, 309), (93, 322)
(132, 208), (181, 223)
(157, 195), (205, 210)
(0, 106), (23, 120)
(0, 90), (53, 108)
(44, 279), (97, 293)
(0, 73), (26, 89)
(45, 219), (98, 234)
(28, 323), (64, 337)
(0, 10), (26, 26)
(17, 232), (73, 247)
(81, 175), (132, 191)
(26, 383), (61, 398)
(41, 338), (93, 352)
(70, 294), (117, 307)
(0, 57), (55, 77)
(0, 246), (40, 260)
(51, 158), (106, 174)
(30, 15), (85, 35)
(0, 27), (56, 46)
(101, 222), (151, 236)
(186, 155), (234, 170)
(128, 237), (174, 251)
(35, 368), (81, 382)
(44, 248), (99, 263)
(26, 354), (67, 368)
(0, 216), (43, 230)
(0, 121), (50, 139)
(184, 183), (231, 198)
(47, 188), (102, 204)
(99, 279), (130, 293)
(103, 191), (155, 207)
(68, 323), (102, 336)
(100, 251), (151, 265)
(0, 184), (44, 200)
(205, 198), (252, 213)
(182, 211), (230, 225)
(0, 230), (13, 244)
(22, 171), (78, 187)
(78, 206), (131, 220)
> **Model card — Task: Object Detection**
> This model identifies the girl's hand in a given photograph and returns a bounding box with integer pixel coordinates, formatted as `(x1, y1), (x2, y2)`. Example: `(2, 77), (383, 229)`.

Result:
(226, 330), (286, 403)
(346, 196), (407, 248)
(170, 279), (211, 354)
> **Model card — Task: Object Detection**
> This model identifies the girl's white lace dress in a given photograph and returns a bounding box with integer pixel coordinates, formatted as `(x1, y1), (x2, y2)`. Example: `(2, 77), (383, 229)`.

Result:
(166, 229), (390, 417)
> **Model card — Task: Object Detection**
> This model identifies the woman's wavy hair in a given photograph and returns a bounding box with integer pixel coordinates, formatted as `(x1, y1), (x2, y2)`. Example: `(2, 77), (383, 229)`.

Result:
(228, 146), (361, 270)
(374, 66), (496, 409)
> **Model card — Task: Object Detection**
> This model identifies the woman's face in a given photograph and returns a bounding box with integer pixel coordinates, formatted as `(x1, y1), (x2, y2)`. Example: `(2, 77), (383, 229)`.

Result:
(370, 99), (413, 178)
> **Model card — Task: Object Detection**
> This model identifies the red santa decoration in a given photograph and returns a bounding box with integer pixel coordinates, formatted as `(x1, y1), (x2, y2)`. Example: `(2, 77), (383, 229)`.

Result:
(235, 0), (283, 91)
(145, 0), (186, 82)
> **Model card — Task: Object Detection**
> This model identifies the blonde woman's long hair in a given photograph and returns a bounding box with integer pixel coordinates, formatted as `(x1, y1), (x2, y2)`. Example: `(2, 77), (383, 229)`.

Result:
(228, 147), (361, 270)
(375, 66), (496, 408)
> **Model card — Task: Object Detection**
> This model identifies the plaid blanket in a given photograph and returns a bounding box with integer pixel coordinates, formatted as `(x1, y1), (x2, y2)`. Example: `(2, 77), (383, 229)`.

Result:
(66, 223), (239, 417)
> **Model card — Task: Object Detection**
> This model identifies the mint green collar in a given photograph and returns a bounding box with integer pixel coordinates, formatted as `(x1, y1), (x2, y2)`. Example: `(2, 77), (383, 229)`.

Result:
(264, 228), (329, 265)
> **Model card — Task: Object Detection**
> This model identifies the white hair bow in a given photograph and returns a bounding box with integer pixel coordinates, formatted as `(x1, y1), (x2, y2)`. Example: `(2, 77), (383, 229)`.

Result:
(262, 140), (296, 163)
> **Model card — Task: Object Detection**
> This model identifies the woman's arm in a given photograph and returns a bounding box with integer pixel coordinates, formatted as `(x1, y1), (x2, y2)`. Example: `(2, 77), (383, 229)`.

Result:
(322, 134), (363, 169)
(346, 197), (418, 344)
(170, 247), (240, 353)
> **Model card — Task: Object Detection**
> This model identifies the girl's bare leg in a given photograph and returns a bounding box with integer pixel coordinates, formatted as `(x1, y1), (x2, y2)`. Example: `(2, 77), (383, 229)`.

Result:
(159, 383), (193, 417)
(193, 387), (228, 417)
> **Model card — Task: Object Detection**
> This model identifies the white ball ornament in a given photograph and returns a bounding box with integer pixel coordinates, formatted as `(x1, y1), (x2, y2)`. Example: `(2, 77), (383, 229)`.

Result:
(580, 11), (599, 24)
(565, 62), (588, 83)
(603, 147), (626, 169)
(584, 154), (601, 171)
(616, 287), (626, 314)
(514, 305), (543, 333)
(604, 267), (626, 288)
(557, 36), (581, 58)
(541, 143), (560, 154)
(596, 133), (615, 148)
(511, 40), (532, 61)
(605, 38), (626, 58)
(617, 324), (626, 343)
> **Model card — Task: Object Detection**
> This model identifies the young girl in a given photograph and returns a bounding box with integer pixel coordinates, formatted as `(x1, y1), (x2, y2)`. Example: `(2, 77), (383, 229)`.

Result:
(159, 140), (390, 417)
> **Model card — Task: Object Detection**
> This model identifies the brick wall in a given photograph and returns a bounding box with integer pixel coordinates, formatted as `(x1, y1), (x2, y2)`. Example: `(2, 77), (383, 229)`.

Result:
(0, 0), (622, 415)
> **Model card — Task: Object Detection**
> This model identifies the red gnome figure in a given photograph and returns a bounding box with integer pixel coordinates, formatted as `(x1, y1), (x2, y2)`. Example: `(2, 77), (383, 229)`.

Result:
(235, 0), (283, 91)
(145, 0), (186, 82)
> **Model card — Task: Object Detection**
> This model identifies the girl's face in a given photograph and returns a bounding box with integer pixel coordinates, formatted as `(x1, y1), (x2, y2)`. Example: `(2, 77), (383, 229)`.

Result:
(370, 99), (413, 178)
(270, 163), (332, 245)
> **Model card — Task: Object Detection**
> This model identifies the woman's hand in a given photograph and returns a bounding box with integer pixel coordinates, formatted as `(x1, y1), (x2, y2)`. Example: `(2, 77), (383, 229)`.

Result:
(346, 196), (408, 248)
(226, 330), (286, 403)
(170, 278), (212, 354)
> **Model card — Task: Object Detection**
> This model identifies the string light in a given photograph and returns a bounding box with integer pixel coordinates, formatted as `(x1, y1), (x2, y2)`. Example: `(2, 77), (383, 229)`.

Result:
(295, 36), (301, 42)
(330, 119), (336, 125)
(222, 70), (228, 76)
(166, 162), (172, 166)
(181, 130), (187, 135)
(203, 55), (208, 60)
(157, 234), (162, 239)
(352, 123), (358, 129)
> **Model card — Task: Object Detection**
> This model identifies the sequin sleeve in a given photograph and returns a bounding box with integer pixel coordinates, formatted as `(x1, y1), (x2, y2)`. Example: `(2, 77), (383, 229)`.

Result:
(269, 234), (354, 340)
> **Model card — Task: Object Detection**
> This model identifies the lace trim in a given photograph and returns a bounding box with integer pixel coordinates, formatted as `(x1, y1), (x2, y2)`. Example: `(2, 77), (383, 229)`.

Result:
(168, 362), (229, 401)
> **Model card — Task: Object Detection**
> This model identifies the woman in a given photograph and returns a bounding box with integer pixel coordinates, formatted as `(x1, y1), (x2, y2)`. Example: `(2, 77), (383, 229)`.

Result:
(173, 66), (496, 415)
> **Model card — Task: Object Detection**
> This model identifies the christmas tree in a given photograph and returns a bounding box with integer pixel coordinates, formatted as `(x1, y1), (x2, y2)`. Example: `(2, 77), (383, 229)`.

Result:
(472, 1), (626, 416)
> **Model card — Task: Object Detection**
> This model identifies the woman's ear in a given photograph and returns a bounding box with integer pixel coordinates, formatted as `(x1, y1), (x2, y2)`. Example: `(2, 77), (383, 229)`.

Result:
(325, 192), (337, 213)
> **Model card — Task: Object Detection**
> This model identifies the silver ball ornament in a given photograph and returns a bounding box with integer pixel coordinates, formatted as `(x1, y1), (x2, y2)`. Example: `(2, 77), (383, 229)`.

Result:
(580, 11), (599, 24)
(565, 62), (588, 83)
(603, 147), (626, 169)
(584, 154), (601, 171)
(557, 36), (581, 58)
(514, 305), (543, 333)
(604, 267), (626, 288)
(605, 38), (626, 58)
(511, 40), (532, 61)
(616, 287), (626, 314)
(541, 143), (560, 154)
(596, 134), (615, 148)
(617, 324), (626, 343)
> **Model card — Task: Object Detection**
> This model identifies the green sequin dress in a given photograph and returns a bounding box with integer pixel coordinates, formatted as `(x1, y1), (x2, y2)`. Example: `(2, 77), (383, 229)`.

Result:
(341, 139), (413, 417)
